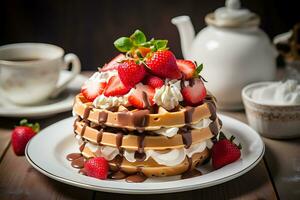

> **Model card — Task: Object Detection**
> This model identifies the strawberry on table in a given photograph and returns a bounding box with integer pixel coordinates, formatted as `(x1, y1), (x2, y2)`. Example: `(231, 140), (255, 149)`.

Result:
(104, 75), (130, 97)
(84, 157), (109, 180)
(11, 119), (40, 156)
(118, 60), (146, 88)
(181, 79), (207, 106)
(100, 54), (125, 72)
(128, 83), (155, 109)
(81, 81), (107, 102)
(145, 50), (182, 79)
(143, 75), (164, 89)
(211, 132), (242, 170)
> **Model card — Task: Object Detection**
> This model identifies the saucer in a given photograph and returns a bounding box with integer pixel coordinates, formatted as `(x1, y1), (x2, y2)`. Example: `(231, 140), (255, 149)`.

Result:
(0, 70), (87, 118)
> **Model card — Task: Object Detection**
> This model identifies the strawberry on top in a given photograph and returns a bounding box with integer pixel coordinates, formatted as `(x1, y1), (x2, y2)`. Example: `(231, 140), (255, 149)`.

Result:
(81, 30), (208, 110)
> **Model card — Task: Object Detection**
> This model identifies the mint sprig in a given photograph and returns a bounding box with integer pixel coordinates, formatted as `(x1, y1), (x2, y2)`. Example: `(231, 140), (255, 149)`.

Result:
(113, 30), (168, 58)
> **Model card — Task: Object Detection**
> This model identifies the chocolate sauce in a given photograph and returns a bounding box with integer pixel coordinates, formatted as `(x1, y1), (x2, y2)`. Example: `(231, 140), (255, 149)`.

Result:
(209, 120), (219, 135)
(79, 168), (87, 175)
(114, 155), (124, 171)
(188, 79), (195, 87)
(66, 153), (82, 161)
(181, 169), (202, 179)
(184, 106), (195, 124)
(71, 157), (85, 169)
(134, 151), (146, 162)
(97, 129), (103, 144)
(206, 102), (217, 121)
(115, 133), (123, 150)
(117, 111), (130, 126)
(73, 117), (81, 130)
(80, 123), (87, 136)
(181, 129), (192, 148)
(109, 171), (127, 180)
(142, 91), (150, 109)
(132, 110), (150, 128)
(125, 173), (147, 183)
(83, 106), (92, 120)
(79, 142), (86, 152)
(98, 111), (108, 124)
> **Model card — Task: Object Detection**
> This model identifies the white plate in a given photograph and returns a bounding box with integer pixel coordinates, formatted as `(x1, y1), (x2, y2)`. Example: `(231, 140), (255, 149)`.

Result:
(0, 71), (87, 118)
(26, 114), (264, 194)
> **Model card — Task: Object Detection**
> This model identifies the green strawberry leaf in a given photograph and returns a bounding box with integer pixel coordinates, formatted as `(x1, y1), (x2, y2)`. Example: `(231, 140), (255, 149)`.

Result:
(19, 119), (40, 133)
(196, 63), (203, 74)
(154, 40), (168, 50)
(130, 30), (147, 45)
(114, 37), (133, 52)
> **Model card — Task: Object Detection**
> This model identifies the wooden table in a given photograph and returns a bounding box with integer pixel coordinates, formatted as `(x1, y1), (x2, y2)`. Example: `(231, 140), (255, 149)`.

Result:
(0, 72), (299, 200)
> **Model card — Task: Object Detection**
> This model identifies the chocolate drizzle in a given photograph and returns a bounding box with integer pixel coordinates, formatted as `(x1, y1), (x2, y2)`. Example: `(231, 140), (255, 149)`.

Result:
(209, 120), (219, 136)
(142, 91), (150, 109)
(66, 153), (82, 161)
(98, 111), (108, 124)
(83, 106), (92, 120)
(126, 167), (147, 183)
(132, 110), (150, 131)
(80, 123), (87, 136)
(109, 171), (127, 180)
(97, 129), (103, 144)
(206, 102), (217, 121)
(180, 107), (195, 149)
(71, 156), (85, 169)
(116, 133), (123, 150)
(184, 106), (195, 124)
(134, 133), (146, 161)
(79, 142), (86, 152)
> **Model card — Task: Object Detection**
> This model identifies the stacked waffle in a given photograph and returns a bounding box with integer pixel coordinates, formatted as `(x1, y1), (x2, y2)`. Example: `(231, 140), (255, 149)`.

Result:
(72, 30), (222, 179)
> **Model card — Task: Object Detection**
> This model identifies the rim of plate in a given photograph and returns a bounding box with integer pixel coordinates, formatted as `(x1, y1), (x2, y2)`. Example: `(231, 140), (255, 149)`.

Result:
(25, 114), (265, 194)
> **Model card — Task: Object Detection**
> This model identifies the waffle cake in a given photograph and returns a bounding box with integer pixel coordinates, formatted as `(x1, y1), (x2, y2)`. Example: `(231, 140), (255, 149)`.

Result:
(68, 30), (223, 182)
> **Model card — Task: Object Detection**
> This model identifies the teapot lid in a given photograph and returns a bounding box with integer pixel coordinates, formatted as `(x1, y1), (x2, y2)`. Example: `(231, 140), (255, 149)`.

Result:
(205, 0), (260, 28)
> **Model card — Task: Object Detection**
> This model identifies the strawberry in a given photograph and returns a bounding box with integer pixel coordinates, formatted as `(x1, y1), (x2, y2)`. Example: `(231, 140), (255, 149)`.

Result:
(81, 81), (107, 102)
(181, 79), (207, 106)
(145, 50), (182, 79)
(211, 132), (242, 170)
(84, 157), (109, 180)
(118, 60), (146, 87)
(11, 119), (39, 156)
(176, 59), (196, 79)
(128, 83), (155, 109)
(143, 75), (164, 88)
(104, 75), (130, 97)
(100, 54), (125, 72)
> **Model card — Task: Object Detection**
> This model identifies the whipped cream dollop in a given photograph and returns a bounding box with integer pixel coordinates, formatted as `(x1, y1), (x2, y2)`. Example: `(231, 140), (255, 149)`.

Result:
(88, 70), (117, 83)
(153, 80), (183, 110)
(93, 93), (131, 109)
(86, 141), (207, 167)
(251, 80), (300, 105)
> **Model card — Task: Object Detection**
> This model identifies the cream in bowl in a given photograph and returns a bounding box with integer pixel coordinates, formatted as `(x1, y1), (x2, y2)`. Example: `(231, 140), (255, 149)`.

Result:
(242, 80), (300, 139)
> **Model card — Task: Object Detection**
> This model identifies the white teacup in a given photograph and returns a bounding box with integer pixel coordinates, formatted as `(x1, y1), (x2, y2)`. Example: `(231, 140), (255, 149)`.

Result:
(0, 43), (81, 105)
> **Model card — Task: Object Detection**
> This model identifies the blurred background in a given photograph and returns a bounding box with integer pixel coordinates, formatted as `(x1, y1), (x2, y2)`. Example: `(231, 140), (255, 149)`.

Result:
(1, 0), (299, 70)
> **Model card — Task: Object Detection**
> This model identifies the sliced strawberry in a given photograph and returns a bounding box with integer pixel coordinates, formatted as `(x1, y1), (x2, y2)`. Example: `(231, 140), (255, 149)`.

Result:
(81, 81), (107, 102)
(181, 79), (207, 106)
(101, 54), (125, 72)
(104, 75), (130, 97)
(118, 60), (146, 87)
(145, 50), (182, 79)
(128, 83), (155, 109)
(143, 75), (164, 88)
(84, 157), (109, 180)
(176, 59), (196, 79)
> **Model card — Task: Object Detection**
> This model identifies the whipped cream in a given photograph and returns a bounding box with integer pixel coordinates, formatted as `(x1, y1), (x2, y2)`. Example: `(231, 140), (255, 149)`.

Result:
(154, 127), (179, 137)
(93, 93), (131, 109)
(153, 80), (183, 110)
(191, 118), (212, 129)
(251, 80), (300, 105)
(88, 70), (117, 83)
(87, 141), (207, 167)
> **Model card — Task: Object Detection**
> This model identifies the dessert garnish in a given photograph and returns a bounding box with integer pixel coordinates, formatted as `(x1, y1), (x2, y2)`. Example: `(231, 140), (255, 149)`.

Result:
(211, 132), (242, 170)
(11, 119), (40, 156)
(67, 30), (241, 182)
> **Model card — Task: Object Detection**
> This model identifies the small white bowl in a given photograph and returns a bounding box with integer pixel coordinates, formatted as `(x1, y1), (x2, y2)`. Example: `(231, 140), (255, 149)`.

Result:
(242, 81), (300, 139)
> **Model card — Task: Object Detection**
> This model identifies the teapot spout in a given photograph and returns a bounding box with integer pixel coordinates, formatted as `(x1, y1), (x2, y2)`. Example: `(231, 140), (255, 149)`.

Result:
(171, 16), (195, 59)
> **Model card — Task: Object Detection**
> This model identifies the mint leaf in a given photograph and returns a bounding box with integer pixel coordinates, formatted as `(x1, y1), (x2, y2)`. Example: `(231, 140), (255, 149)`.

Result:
(114, 37), (133, 52)
(196, 63), (203, 74)
(130, 30), (146, 45)
(154, 40), (168, 50)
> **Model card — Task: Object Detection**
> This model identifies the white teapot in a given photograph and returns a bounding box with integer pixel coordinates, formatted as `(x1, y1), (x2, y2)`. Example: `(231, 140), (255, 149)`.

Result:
(172, 0), (277, 110)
